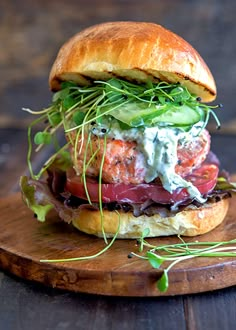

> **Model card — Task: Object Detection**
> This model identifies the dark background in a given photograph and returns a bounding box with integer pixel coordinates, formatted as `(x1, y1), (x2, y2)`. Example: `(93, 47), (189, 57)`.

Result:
(1, 0), (236, 125)
(0, 1), (236, 329)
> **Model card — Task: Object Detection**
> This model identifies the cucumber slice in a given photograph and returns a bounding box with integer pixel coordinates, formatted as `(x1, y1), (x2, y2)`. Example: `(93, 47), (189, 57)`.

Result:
(151, 104), (203, 126)
(107, 102), (203, 128)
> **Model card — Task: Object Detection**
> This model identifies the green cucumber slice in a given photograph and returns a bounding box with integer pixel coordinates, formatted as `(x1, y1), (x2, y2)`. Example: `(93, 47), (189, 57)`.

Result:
(107, 102), (203, 128)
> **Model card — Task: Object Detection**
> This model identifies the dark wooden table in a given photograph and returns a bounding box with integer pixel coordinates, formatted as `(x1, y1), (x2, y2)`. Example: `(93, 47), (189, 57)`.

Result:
(1, 1), (236, 329)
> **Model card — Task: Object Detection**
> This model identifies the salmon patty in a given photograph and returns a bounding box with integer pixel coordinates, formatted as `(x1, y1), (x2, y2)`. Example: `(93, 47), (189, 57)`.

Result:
(68, 129), (210, 184)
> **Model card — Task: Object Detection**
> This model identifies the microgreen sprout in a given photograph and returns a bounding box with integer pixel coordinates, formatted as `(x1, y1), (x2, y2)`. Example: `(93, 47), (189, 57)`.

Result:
(98, 133), (108, 244)
(130, 233), (236, 292)
(40, 210), (121, 263)
(23, 78), (222, 180)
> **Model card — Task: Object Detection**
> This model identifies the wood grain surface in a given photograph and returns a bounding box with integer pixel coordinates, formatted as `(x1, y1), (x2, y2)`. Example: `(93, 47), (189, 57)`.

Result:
(0, 192), (235, 297)
(1, 1), (236, 329)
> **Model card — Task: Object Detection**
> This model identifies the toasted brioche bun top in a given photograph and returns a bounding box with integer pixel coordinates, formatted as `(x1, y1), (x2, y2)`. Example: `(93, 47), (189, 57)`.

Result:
(49, 21), (216, 102)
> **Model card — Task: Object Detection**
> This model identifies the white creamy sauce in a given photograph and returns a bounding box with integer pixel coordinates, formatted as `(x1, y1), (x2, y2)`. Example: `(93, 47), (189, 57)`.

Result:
(91, 121), (206, 203)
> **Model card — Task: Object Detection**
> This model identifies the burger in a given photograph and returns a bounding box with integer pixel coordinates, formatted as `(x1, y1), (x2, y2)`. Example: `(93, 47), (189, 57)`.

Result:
(20, 21), (232, 239)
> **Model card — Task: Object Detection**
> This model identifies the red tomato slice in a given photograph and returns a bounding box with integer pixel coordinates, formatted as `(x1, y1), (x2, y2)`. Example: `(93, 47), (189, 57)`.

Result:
(65, 164), (219, 204)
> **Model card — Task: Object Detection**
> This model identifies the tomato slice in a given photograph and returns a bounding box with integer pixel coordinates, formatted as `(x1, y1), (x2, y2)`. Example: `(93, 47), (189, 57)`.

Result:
(65, 164), (219, 204)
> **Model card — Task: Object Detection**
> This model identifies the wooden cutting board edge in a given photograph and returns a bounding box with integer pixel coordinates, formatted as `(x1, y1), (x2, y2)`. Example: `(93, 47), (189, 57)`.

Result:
(0, 192), (235, 297)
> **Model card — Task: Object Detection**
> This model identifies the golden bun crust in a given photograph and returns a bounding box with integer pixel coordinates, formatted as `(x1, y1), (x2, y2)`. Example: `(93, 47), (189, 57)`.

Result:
(71, 199), (229, 238)
(49, 21), (216, 102)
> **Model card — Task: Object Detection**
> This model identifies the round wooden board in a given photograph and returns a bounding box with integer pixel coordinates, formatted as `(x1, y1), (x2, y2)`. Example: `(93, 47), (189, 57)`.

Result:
(0, 192), (235, 297)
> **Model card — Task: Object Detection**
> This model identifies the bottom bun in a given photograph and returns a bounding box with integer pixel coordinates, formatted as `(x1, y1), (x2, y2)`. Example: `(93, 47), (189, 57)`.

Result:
(72, 199), (229, 238)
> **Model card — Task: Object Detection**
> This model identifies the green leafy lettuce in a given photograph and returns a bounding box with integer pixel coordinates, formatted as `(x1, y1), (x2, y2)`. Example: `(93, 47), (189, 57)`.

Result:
(20, 176), (53, 222)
